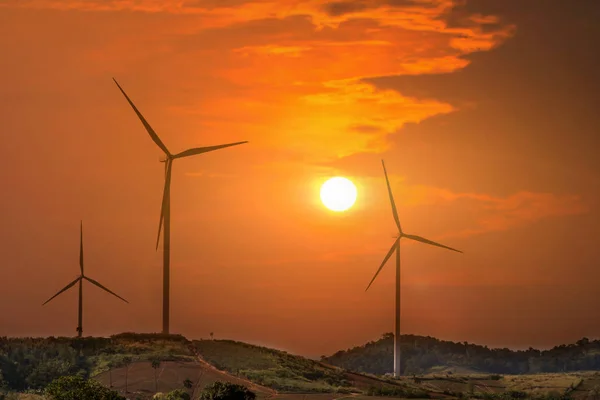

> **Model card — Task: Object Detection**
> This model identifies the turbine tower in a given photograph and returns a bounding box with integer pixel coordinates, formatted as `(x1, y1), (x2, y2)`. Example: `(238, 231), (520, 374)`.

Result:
(112, 78), (248, 335)
(42, 221), (128, 337)
(365, 160), (463, 377)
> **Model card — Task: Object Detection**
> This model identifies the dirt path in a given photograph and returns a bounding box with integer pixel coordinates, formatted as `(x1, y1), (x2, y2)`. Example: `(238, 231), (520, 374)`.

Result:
(188, 345), (278, 398)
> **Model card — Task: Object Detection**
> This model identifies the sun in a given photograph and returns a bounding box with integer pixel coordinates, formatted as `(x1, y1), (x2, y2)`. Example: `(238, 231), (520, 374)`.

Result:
(320, 177), (357, 212)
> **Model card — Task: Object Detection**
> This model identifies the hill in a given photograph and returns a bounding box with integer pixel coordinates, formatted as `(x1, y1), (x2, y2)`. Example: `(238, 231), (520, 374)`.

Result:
(192, 338), (430, 395)
(323, 333), (600, 376)
(2, 332), (600, 399)
(0, 333), (437, 399)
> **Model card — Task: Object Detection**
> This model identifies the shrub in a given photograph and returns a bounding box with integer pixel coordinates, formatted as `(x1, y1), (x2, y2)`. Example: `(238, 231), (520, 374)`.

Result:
(507, 390), (528, 399)
(165, 389), (191, 400)
(199, 381), (256, 400)
(45, 375), (125, 400)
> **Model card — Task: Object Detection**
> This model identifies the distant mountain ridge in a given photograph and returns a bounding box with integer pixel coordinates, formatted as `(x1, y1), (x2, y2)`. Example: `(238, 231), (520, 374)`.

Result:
(323, 333), (600, 375)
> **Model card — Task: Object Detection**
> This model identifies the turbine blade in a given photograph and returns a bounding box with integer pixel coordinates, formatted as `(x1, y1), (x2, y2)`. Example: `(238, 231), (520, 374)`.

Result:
(382, 160), (402, 232)
(366, 239), (399, 292)
(172, 141), (248, 159)
(403, 234), (463, 253)
(42, 277), (81, 306)
(156, 160), (172, 251)
(79, 221), (84, 274)
(112, 78), (171, 156)
(84, 276), (129, 303)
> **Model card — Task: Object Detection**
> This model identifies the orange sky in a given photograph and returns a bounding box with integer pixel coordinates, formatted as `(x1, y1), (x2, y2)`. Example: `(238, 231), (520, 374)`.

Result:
(1, 0), (599, 358)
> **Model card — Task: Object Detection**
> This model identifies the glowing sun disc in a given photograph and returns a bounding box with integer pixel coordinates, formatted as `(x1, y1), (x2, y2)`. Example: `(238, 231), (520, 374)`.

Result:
(320, 177), (357, 212)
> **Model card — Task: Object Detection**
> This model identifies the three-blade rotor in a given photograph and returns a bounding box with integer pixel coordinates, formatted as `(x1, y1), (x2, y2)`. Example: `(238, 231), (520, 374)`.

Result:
(365, 160), (463, 291)
(42, 222), (128, 305)
(112, 78), (248, 250)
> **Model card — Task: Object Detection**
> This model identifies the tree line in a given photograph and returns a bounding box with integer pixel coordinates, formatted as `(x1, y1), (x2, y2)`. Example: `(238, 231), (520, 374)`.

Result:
(323, 333), (600, 375)
(0, 333), (189, 391)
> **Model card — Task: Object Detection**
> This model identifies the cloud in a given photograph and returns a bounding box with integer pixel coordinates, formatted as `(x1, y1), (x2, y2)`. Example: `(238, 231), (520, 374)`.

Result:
(391, 183), (589, 238)
(2, 0), (515, 160)
(184, 170), (238, 178)
(321, 1), (370, 17)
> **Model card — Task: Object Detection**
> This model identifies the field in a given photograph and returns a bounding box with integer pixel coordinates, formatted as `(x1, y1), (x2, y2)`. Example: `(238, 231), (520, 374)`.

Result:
(93, 360), (276, 400)
(379, 372), (600, 399)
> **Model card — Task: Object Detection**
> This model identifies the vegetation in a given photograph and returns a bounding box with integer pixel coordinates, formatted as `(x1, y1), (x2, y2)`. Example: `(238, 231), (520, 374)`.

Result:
(193, 339), (352, 393)
(44, 375), (125, 400)
(198, 381), (255, 400)
(1, 332), (599, 399)
(0, 333), (194, 392)
(366, 385), (431, 398)
(152, 389), (190, 400)
(324, 333), (600, 375)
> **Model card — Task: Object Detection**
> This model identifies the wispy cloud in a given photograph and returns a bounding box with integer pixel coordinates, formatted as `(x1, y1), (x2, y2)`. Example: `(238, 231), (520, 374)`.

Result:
(391, 182), (589, 238)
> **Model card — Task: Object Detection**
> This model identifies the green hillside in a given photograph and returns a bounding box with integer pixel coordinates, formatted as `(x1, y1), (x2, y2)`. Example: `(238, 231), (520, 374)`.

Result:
(2, 332), (600, 400)
(1, 333), (432, 398)
(0, 333), (195, 392)
(323, 333), (600, 376)
(192, 339), (356, 393)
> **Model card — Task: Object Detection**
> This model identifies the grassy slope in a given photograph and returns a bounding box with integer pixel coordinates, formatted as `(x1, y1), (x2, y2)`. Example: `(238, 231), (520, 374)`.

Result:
(87, 334), (196, 376)
(192, 339), (356, 393)
(191, 339), (438, 397)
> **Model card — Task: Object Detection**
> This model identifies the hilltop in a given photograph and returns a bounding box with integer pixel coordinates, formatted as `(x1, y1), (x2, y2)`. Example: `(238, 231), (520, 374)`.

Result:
(323, 333), (600, 375)
(1, 332), (600, 399)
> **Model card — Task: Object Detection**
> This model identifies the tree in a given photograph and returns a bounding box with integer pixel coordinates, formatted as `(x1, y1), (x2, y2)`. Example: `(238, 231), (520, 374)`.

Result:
(183, 378), (193, 389)
(151, 358), (162, 391)
(45, 375), (125, 400)
(121, 356), (132, 393)
(107, 361), (114, 388)
(210, 332), (214, 340)
(165, 389), (191, 400)
(199, 381), (256, 400)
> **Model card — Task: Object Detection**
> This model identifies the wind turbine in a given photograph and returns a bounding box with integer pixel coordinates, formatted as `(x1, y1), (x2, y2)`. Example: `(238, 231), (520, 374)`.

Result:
(42, 221), (128, 337)
(112, 78), (248, 335)
(365, 160), (463, 377)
